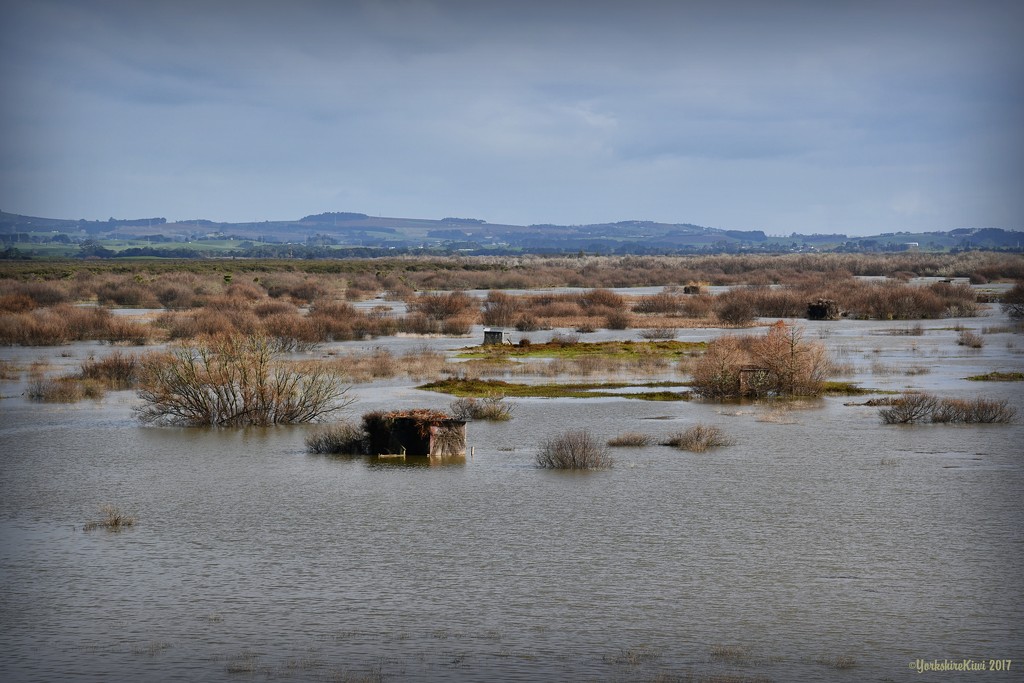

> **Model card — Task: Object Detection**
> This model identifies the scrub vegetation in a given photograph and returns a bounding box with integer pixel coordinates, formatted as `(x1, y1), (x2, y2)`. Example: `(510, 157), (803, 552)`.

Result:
(136, 334), (353, 426)
(879, 393), (1016, 424)
(662, 424), (733, 452)
(82, 504), (135, 532)
(536, 430), (613, 470)
(691, 322), (831, 399)
(448, 396), (516, 421)
(0, 252), (1016, 347)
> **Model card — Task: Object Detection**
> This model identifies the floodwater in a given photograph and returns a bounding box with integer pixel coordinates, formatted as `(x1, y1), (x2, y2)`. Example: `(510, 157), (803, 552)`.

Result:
(1, 307), (1023, 682)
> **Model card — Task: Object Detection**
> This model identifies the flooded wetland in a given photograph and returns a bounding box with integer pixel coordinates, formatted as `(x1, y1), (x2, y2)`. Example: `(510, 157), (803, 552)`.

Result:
(1, 258), (1023, 682)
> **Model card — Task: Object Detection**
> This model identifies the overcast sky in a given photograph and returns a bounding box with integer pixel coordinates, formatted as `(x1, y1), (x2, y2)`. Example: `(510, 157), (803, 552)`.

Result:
(1, 0), (1021, 235)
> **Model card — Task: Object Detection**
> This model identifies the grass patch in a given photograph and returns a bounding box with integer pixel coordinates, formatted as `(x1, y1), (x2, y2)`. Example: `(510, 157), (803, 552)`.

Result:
(662, 424), (733, 452)
(607, 432), (653, 447)
(965, 371), (1024, 381)
(457, 339), (705, 361)
(821, 381), (883, 396)
(449, 396), (516, 421)
(305, 421), (367, 454)
(27, 376), (106, 402)
(83, 504), (135, 532)
(419, 378), (690, 401)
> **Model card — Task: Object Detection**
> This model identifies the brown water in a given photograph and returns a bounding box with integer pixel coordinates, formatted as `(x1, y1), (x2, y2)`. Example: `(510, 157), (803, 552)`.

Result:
(2, 311), (1022, 682)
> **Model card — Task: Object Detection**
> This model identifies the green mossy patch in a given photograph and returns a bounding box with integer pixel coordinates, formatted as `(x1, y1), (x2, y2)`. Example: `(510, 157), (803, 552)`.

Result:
(418, 378), (691, 401)
(964, 371), (1024, 382)
(821, 381), (888, 396)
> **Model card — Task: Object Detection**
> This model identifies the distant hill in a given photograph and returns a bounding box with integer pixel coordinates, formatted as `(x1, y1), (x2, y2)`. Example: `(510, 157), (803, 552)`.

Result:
(1, 210), (1020, 258)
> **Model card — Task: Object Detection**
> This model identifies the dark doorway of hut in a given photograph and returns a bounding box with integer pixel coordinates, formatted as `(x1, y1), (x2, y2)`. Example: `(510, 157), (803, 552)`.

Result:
(362, 409), (468, 464)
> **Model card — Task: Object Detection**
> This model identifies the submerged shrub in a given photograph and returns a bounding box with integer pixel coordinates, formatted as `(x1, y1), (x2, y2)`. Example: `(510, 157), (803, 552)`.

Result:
(536, 430), (613, 470)
(957, 330), (984, 348)
(79, 351), (139, 389)
(662, 424), (733, 452)
(607, 432), (653, 447)
(305, 421), (367, 454)
(136, 334), (353, 427)
(27, 376), (105, 402)
(1001, 283), (1024, 319)
(449, 396), (515, 421)
(880, 393), (1015, 424)
(83, 504), (135, 532)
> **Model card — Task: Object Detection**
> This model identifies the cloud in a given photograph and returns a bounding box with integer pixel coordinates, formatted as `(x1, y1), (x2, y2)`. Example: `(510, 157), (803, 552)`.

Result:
(1, 0), (1021, 233)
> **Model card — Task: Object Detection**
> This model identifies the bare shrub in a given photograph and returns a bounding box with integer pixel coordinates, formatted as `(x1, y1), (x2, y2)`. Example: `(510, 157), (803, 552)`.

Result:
(82, 504), (135, 532)
(18, 281), (70, 306)
(639, 327), (677, 340)
(79, 351), (139, 389)
(253, 299), (298, 318)
(449, 396), (515, 421)
(96, 280), (155, 307)
(691, 323), (830, 399)
(957, 330), (984, 348)
(155, 284), (194, 309)
(880, 393), (1014, 424)
(879, 393), (939, 424)
(482, 291), (523, 327)
(714, 294), (756, 325)
(633, 291), (683, 314)
(83, 504), (135, 531)
(410, 291), (477, 320)
(1001, 283), (1024, 319)
(0, 293), (36, 313)
(260, 312), (320, 349)
(968, 397), (1016, 423)
(136, 334), (353, 426)
(514, 315), (541, 331)
(604, 310), (630, 329)
(662, 424), (733, 452)
(607, 432), (652, 447)
(536, 430), (613, 470)
(27, 376), (97, 402)
(305, 421), (367, 454)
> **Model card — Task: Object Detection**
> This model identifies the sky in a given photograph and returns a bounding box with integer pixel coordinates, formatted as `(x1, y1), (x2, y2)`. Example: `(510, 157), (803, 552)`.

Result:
(1, 0), (1022, 236)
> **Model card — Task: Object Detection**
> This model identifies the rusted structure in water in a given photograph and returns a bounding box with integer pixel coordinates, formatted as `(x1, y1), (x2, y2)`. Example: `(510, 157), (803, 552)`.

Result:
(362, 410), (467, 457)
(807, 298), (840, 320)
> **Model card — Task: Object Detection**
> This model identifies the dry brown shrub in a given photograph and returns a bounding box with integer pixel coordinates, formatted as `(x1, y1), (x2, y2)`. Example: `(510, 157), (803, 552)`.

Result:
(155, 284), (194, 309)
(0, 293), (36, 313)
(536, 430), (612, 470)
(79, 351), (140, 389)
(604, 310), (631, 329)
(410, 291), (477, 320)
(95, 280), (157, 307)
(607, 432), (652, 447)
(633, 291), (684, 314)
(28, 376), (106, 402)
(253, 299), (298, 318)
(662, 424), (733, 452)
(224, 282), (266, 301)
(692, 322), (829, 399)
(582, 288), (626, 311)
(482, 291), (523, 327)
(137, 334), (353, 426)
(260, 312), (320, 347)
(15, 281), (70, 306)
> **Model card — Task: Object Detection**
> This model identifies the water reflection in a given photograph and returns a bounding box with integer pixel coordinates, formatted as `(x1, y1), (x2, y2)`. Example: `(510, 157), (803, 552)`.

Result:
(1, 308), (1022, 682)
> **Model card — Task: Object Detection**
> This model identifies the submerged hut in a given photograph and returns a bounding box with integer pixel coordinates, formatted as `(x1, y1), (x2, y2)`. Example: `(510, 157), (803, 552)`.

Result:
(807, 298), (840, 320)
(362, 409), (467, 457)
